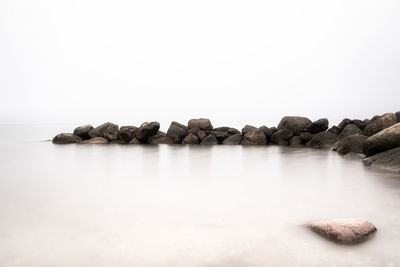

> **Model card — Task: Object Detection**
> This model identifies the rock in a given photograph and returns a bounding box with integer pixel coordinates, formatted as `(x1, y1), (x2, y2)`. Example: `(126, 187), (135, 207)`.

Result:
(182, 133), (199, 144)
(73, 125), (94, 140)
(338, 118), (352, 131)
(210, 127), (241, 142)
(188, 118), (213, 130)
(150, 137), (174, 144)
(344, 152), (366, 160)
(89, 122), (119, 140)
(363, 123), (400, 156)
(338, 124), (362, 139)
(289, 136), (302, 146)
(52, 133), (82, 144)
(241, 125), (266, 145)
(304, 118), (329, 134)
(117, 126), (139, 143)
(270, 129), (293, 145)
(259, 126), (275, 142)
(222, 134), (243, 145)
(148, 131), (167, 144)
(363, 113), (397, 137)
(200, 134), (218, 145)
(188, 127), (200, 135)
(136, 122), (160, 143)
(82, 137), (108, 144)
(129, 138), (140, 144)
(328, 126), (341, 135)
(306, 218), (377, 244)
(337, 135), (368, 155)
(197, 130), (207, 142)
(363, 147), (400, 174)
(307, 131), (337, 148)
(300, 132), (314, 144)
(277, 116), (312, 135)
(352, 119), (368, 131)
(166, 121), (188, 143)
(396, 111), (400, 123)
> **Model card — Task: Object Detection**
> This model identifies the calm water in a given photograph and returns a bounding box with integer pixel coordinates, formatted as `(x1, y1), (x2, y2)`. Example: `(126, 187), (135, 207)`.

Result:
(1, 125), (400, 267)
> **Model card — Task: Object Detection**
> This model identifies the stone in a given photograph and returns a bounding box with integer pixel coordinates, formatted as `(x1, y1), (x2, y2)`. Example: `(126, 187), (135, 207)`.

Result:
(82, 137), (108, 144)
(166, 121), (188, 143)
(148, 131), (167, 144)
(222, 134), (243, 145)
(188, 127), (200, 135)
(289, 136), (302, 146)
(210, 127), (240, 142)
(241, 125), (266, 145)
(363, 113), (397, 136)
(150, 137), (174, 144)
(129, 138), (140, 144)
(338, 124), (362, 139)
(259, 126), (275, 142)
(270, 129), (293, 145)
(188, 118), (213, 130)
(200, 134), (218, 145)
(300, 132), (314, 144)
(352, 119), (368, 131)
(307, 131), (337, 148)
(363, 123), (400, 156)
(136, 122), (160, 143)
(328, 126), (341, 135)
(304, 118), (329, 134)
(197, 130), (207, 142)
(52, 133), (82, 144)
(306, 218), (377, 244)
(396, 111), (400, 123)
(338, 118), (352, 131)
(89, 122), (119, 140)
(337, 135), (368, 155)
(182, 133), (199, 144)
(277, 116), (312, 135)
(73, 125), (94, 140)
(344, 152), (366, 160)
(363, 147), (400, 174)
(117, 126), (138, 143)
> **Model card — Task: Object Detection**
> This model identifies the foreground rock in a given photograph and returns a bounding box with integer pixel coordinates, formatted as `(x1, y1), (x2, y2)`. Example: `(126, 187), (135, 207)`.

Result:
(136, 122), (160, 143)
(307, 132), (337, 148)
(270, 129), (293, 145)
(117, 126), (138, 143)
(82, 137), (108, 144)
(337, 135), (368, 155)
(363, 147), (400, 174)
(363, 123), (400, 156)
(188, 118), (213, 130)
(89, 122), (119, 140)
(150, 137), (174, 144)
(210, 127), (240, 142)
(241, 125), (266, 145)
(52, 133), (81, 144)
(200, 134), (218, 145)
(182, 133), (199, 144)
(338, 124), (362, 139)
(278, 116), (312, 135)
(73, 125), (94, 140)
(304, 118), (329, 134)
(306, 218), (377, 244)
(222, 134), (242, 145)
(363, 113), (397, 136)
(166, 121), (188, 143)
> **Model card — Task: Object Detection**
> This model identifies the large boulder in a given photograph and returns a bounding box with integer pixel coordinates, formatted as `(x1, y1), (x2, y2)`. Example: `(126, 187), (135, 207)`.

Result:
(89, 122), (119, 140)
(305, 218), (377, 244)
(363, 113), (397, 136)
(351, 119), (368, 131)
(52, 133), (82, 144)
(289, 136), (302, 146)
(363, 147), (400, 174)
(117, 126), (138, 143)
(136, 122), (160, 143)
(277, 116), (312, 135)
(304, 118), (329, 134)
(362, 123), (400, 156)
(338, 124), (362, 139)
(82, 137), (108, 144)
(259, 126), (275, 143)
(222, 134), (243, 145)
(270, 129), (293, 145)
(188, 118), (213, 130)
(241, 125), (266, 145)
(73, 125), (94, 140)
(210, 127), (240, 142)
(307, 131), (337, 148)
(338, 118), (352, 132)
(200, 134), (218, 145)
(337, 135), (368, 155)
(182, 133), (199, 144)
(166, 121), (188, 143)
(300, 132), (314, 144)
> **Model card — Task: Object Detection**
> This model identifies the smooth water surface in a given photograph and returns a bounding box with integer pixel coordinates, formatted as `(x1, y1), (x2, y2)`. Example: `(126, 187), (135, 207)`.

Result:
(0, 125), (400, 267)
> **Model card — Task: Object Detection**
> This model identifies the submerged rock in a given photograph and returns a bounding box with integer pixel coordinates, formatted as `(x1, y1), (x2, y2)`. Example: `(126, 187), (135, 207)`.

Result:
(363, 113), (397, 137)
(363, 147), (400, 173)
(222, 134), (243, 145)
(188, 118), (213, 130)
(52, 133), (82, 144)
(337, 135), (368, 155)
(307, 132), (337, 148)
(82, 137), (108, 144)
(304, 118), (329, 134)
(363, 123), (400, 156)
(277, 116), (312, 135)
(344, 152), (366, 160)
(73, 125), (94, 140)
(306, 218), (377, 244)
(289, 136), (302, 146)
(150, 136), (174, 144)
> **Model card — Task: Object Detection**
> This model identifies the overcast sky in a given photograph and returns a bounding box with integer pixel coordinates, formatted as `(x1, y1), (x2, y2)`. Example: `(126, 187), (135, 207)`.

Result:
(0, 0), (399, 129)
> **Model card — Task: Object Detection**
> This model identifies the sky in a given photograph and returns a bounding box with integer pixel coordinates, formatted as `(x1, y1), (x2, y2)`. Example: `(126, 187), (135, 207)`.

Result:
(0, 0), (399, 130)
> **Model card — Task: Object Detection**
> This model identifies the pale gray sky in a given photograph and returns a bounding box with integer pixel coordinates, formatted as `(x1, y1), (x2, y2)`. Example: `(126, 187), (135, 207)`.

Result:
(0, 0), (399, 129)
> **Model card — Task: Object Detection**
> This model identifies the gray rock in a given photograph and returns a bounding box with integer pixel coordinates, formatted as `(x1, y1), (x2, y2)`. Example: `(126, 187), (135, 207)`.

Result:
(300, 132), (314, 144)
(344, 152), (366, 160)
(352, 119), (368, 131)
(277, 116), (312, 135)
(210, 127), (240, 142)
(363, 123), (400, 156)
(338, 124), (362, 139)
(306, 218), (377, 244)
(52, 133), (82, 144)
(82, 137), (108, 144)
(259, 126), (275, 142)
(363, 113), (397, 136)
(73, 125), (94, 140)
(117, 126), (138, 143)
(328, 126), (341, 135)
(304, 118), (329, 134)
(136, 122), (160, 143)
(337, 135), (368, 155)
(222, 134), (243, 145)
(396, 111), (400, 123)
(166, 121), (188, 143)
(270, 129), (293, 145)
(89, 122), (119, 140)
(241, 125), (266, 145)
(200, 134), (218, 145)
(307, 131), (338, 148)
(338, 118), (352, 131)
(363, 147), (400, 174)
(188, 118), (213, 130)
(289, 136), (302, 146)
(182, 133), (199, 144)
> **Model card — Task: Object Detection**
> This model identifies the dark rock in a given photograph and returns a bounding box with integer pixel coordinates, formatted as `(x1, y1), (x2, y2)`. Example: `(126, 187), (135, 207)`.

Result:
(338, 124), (362, 139)
(188, 127), (200, 135)
(259, 126), (275, 142)
(197, 130), (207, 142)
(363, 123), (400, 156)
(270, 129), (293, 145)
(338, 118), (352, 131)
(304, 118), (329, 134)
(52, 133), (81, 144)
(363, 147), (400, 173)
(148, 131), (167, 144)
(241, 125), (258, 135)
(241, 125), (266, 145)
(182, 133), (199, 144)
(200, 134), (218, 145)
(129, 138), (140, 144)
(82, 137), (108, 144)
(363, 113), (397, 136)
(300, 132), (314, 144)
(328, 126), (341, 135)
(210, 127), (240, 142)
(136, 122), (160, 143)
(396, 111), (400, 123)
(289, 136), (302, 146)
(351, 119), (368, 131)
(188, 118), (213, 130)
(166, 121), (188, 143)
(337, 135), (368, 155)
(222, 134), (243, 145)
(150, 137), (174, 144)
(89, 122), (119, 140)
(277, 116), (312, 135)
(117, 126), (138, 143)
(307, 132), (337, 148)
(73, 125), (94, 140)
(306, 218), (377, 244)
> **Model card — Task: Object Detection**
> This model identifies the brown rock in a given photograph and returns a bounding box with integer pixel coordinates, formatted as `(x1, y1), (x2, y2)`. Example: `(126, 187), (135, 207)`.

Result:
(82, 137), (109, 144)
(363, 113), (397, 136)
(52, 133), (82, 144)
(277, 116), (312, 135)
(151, 137), (174, 144)
(182, 133), (199, 144)
(73, 125), (94, 140)
(337, 135), (368, 155)
(188, 118), (213, 130)
(117, 126), (138, 143)
(363, 123), (400, 156)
